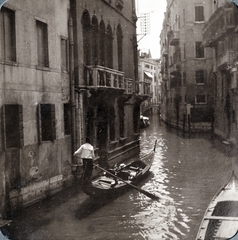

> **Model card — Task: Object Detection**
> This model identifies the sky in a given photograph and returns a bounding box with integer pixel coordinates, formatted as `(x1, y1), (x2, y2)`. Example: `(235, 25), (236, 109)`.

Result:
(136, 0), (167, 59)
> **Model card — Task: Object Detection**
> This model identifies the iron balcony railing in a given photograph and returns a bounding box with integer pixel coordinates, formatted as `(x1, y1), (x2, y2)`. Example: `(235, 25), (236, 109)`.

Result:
(135, 81), (151, 96)
(162, 47), (168, 57)
(169, 63), (180, 75)
(203, 7), (236, 47)
(168, 30), (179, 46)
(217, 50), (236, 70)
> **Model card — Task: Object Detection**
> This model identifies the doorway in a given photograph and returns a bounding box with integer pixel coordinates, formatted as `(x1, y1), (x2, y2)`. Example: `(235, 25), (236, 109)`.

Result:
(97, 104), (108, 167)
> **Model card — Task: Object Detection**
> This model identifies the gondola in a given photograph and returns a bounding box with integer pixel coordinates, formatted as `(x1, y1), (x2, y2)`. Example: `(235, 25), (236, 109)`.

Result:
(140, 115), (150, 128)
(82, 140), (157, 199)
(196, 171), (238, 240)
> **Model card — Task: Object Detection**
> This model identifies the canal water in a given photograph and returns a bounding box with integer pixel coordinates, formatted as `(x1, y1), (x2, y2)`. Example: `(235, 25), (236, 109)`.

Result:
(73, 114), (234, 240)
(3, 114), (237, 240)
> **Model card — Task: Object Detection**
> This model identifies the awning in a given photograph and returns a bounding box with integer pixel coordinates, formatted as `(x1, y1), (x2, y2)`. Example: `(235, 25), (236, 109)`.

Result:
(144, 71), (153, 78)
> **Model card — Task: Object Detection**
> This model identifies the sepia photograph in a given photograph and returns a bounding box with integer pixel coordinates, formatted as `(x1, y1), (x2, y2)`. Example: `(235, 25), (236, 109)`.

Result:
(0, 0), (238, 239)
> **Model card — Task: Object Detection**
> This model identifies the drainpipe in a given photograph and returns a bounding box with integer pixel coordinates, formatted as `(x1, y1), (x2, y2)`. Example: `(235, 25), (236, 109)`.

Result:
(68, 16), (76, 162)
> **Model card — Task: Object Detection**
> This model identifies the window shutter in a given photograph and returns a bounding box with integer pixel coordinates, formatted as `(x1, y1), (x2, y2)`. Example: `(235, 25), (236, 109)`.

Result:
(195, 6), (204, 22)
(51, 104), (56, 140)
(3, 104), (23, 148)
(38, 104), (42, 142)
(4, 8), (16, 62)
(18, 104), (24, 147)
(3, 104), (7, 149)
(0, 10), (4, 61)
(64, 103), (71, 135)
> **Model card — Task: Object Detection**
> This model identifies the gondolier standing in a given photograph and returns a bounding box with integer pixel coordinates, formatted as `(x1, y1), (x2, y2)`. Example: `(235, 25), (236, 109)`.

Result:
(74, 137), (95, 183)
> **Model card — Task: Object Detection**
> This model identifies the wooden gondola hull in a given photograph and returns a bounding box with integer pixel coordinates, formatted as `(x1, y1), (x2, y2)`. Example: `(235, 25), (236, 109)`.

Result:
(196, 171), (238, 240)
(82, 169), (151, 199)
(82, 145), (155, 199)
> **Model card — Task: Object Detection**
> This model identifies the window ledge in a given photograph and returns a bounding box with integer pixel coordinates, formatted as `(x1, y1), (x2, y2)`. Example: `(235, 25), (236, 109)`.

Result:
(40, 140), (55, 143)
(1, 61), (18, 66)
(110, 140), (118, 145)
(36, 66), (50, 71)
(119, 137), (127, 142)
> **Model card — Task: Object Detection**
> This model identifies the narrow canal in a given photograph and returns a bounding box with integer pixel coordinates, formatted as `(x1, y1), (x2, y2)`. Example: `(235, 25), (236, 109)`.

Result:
(5, 114), (237, 240)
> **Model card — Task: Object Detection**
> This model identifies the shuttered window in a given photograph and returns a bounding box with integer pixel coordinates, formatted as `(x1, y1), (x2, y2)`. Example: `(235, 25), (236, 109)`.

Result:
(0, 7), (16, 62)
(61, 38), (68, 71)
(64, 103), (71, 135)
(3, 104), (24, 148)
(195, 6), (204, 22)
(195, 42), (204, 58)
(196, 71), (205, 84)
(36, 20), (49, 67)
(118, 102), (124, 138)
(38, 104), (56, 141)
(183, 72), (187, 85)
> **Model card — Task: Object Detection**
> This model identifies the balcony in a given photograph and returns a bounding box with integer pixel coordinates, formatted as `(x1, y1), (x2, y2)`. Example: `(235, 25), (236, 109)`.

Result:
(168, 30), (179, 46)
(83, 65), (132, 95)
(170, 76), (182, 89)
(217, 50), (236, 70)
(169, 63), (180, 75)
(203, 6), (236, 47)
(162, 47), (168, 57)
(161, 69), (168, 81)
(162, 72), (168, 81)
(135, 81), (150, 96)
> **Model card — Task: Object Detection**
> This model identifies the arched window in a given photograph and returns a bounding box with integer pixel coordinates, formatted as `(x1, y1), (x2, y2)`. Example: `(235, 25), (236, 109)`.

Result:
(81, 10), (91, 65)
(117, 24), (123, 71)
(109, 107), (115, 141)
(99, 20), (105, 66)
(106, 24), (113, 69)
(92, 15), (98, 65)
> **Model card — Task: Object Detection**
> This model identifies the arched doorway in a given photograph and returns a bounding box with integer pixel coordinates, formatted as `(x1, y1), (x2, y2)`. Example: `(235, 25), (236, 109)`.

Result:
(97, 104), (108, 167)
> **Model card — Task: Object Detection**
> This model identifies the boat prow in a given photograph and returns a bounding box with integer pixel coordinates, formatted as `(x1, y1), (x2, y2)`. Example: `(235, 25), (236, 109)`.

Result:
(196, 171), (238, 240)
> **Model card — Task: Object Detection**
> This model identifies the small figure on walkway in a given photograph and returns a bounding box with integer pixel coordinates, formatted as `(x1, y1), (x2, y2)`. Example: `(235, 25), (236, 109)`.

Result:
(74, 137), (95, 183)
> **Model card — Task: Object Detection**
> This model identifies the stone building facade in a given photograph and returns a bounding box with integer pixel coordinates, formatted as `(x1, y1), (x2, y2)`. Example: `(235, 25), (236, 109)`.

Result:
(0, 0), (73, 218)
(71, 0), (143, 170)
(0, 0), (146, 218)
(203, 0), (238, 145)
(138, 51), (161, 115)
(160, 0), (213, 132)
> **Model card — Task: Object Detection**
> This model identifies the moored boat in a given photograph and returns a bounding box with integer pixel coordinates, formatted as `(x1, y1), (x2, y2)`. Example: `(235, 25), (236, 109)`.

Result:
(196, 171), (238, 240)
(82, 140), (157, 199)
(140, 115), (150, 128)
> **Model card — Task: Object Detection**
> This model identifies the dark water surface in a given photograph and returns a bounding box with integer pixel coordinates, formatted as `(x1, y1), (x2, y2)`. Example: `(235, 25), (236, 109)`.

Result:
(5, 114), (237, 240)
(77, 114), (234, 240)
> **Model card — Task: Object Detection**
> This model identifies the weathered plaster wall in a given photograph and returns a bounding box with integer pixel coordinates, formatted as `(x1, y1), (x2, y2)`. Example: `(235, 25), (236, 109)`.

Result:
(0, 0), (73, 214)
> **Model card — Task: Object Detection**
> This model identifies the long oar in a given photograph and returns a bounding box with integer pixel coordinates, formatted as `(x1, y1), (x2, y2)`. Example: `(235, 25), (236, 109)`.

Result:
(93, 163), (160, 200)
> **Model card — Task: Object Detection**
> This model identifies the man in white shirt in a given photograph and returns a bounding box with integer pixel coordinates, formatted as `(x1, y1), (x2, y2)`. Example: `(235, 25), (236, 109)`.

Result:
(74, 137), (95, 182)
